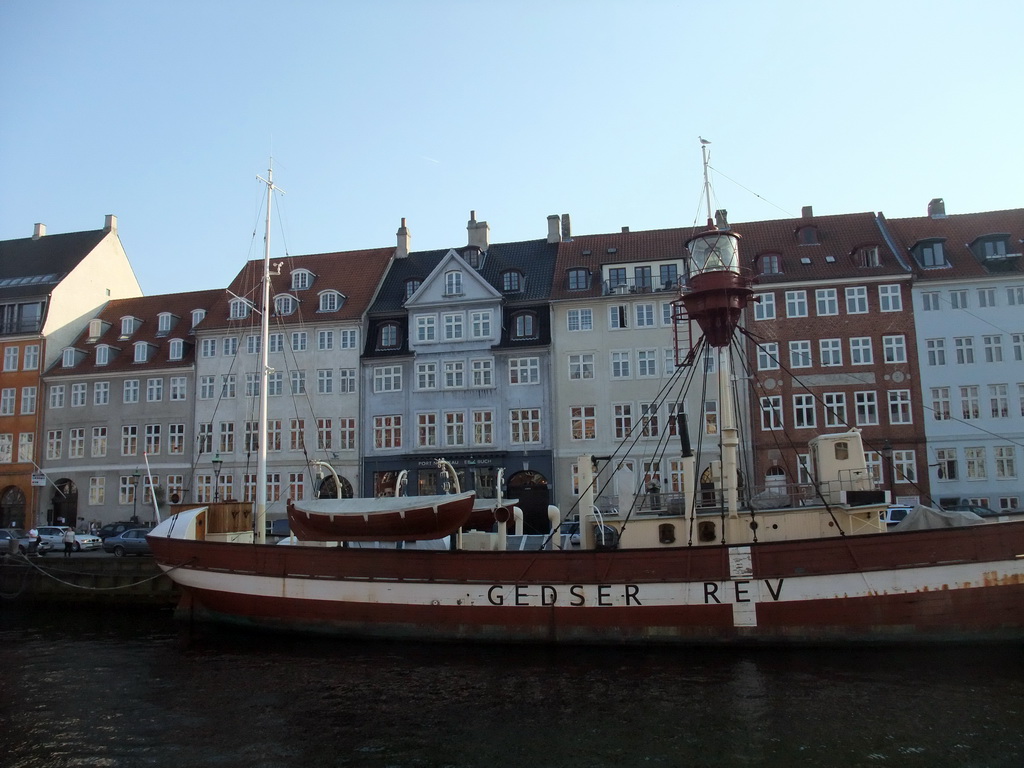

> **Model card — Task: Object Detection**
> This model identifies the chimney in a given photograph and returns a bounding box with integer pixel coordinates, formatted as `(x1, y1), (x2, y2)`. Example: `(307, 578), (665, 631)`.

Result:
(396, 217), (411, 259)
(33, 223), (46, 239)
(801, 205), (813, 219)
(715, 209), (729, 229)
(621, 226), (630, 233)
(547, 214), (561, 243)
(467, 210), (490, 250)
(928, 198), (946, 219)
(560, 213), (571, 241)
(104, 214), (117, 232)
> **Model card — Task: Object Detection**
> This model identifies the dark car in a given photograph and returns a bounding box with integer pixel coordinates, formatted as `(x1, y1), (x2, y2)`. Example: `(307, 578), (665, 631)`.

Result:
(1, 528), (53, 555)
(102, 528), (152, 556)
(98, 521), (150, 540)
(944, 504), (1000, 518)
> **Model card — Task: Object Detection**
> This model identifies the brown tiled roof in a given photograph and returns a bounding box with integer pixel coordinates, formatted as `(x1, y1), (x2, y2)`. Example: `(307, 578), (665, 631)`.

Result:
(47, 289), (223, 377)
(203, 248), (395, 329)
(882, 208), (1024, 280)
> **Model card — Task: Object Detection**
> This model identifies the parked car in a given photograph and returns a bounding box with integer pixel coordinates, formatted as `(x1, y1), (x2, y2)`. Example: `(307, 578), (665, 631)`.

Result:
(102, 528), (152, 556)
(943, 504), (1000, 518)
(1, 528), (53, 554)
(880, 505), (914, 528)
(98, 521), (151, 540)
(37, 526), (102, 552)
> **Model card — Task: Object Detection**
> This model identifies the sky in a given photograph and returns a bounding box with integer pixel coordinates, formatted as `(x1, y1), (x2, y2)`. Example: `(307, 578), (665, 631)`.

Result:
(1, 0), (1021, 296)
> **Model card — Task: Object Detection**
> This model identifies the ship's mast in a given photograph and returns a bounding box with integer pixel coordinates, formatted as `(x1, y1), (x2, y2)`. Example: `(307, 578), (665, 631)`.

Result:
(254, 165), (281, 544)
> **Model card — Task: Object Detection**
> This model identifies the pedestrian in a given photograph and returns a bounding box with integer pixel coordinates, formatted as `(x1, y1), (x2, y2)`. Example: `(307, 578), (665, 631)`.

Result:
(62, 527), (75, 557)
(28, 527), (40, 555)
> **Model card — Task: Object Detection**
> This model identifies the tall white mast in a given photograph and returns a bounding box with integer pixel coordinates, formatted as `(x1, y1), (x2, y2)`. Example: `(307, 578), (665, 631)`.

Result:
(254, 165), (281, 544)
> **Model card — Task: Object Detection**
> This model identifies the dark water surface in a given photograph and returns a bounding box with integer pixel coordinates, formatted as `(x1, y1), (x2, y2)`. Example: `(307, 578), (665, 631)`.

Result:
(1, 606), (1022, 768)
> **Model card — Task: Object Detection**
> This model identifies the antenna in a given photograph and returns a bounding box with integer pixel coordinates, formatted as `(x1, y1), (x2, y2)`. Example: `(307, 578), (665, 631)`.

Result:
(699, 137), (713, 226)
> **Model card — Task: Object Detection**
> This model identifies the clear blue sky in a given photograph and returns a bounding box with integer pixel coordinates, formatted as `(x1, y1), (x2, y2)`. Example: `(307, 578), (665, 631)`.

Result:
(2, 0), (1021, 295)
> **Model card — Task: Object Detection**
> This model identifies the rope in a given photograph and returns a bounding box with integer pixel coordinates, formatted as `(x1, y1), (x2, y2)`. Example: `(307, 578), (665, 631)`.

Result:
(0, 553), (195, 594)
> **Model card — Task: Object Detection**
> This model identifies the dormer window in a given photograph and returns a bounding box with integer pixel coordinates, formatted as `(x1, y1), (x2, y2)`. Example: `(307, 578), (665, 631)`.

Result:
(856, 246), (880, 268)
(502, 270), (523, 293)
(797, 225), (819, 245)
(61, 348), (77, 368)
(119, 316), (139, 338)
(319, 291), (344, 312)
(229, 298), (251, 319)
(405, 279), (422, 300)
(87, 318), (106, 342)
(133, 341), (151, 363)
(463, 247), (483, 269)
(168, 338), (184, 361)
(444, 270), (463, 296)
(275, 294), (297, 316)
(511, 311), (537, 340)
(567, 268), (590, 291)
(971, 235), (1014, 262)
(914, 239), (947, 268)
(157, 312), (175, 335)
(191, 308), (206, 328)
(96, 345), (110, 366)
(291, 269), (314, 290)
(377, 322), (400, 350)
(759, 253), (782, 275)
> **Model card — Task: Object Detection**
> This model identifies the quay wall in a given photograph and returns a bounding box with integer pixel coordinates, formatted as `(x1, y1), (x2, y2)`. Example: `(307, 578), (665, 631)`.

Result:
(0, 555), (179, 606)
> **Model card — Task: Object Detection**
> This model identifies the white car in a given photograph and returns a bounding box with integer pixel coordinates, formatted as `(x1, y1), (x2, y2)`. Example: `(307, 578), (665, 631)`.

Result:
(37, 526), (102, 552)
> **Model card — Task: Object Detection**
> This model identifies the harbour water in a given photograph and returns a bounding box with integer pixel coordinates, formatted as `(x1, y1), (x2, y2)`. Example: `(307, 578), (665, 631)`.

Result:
(2, 606), (1022, 768)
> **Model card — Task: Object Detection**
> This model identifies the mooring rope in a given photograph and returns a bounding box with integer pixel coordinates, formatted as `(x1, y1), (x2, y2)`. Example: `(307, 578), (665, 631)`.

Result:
(0, 554), (195, 596)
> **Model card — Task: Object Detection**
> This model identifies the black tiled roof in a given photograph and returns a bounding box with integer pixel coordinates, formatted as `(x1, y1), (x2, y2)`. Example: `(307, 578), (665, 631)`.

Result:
(0, 230), (107, 301)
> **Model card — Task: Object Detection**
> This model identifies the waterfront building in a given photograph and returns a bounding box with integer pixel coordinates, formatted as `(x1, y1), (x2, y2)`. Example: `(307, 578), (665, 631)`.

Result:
(0, 216), (141, 528)
(734, 207), (928, 506)
(362, 214), (558, 532)
(40, 291), (221, 528)
(884, 200), (1024, 512)
(191, 247), (393, 517)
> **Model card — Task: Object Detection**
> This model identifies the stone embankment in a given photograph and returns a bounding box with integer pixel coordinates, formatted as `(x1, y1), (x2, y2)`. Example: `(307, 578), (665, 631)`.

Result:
(0, 553), (179, 605)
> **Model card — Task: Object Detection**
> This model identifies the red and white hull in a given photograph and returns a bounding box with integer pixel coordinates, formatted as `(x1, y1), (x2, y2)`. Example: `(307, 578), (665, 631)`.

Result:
(148, 513), (1024, 645)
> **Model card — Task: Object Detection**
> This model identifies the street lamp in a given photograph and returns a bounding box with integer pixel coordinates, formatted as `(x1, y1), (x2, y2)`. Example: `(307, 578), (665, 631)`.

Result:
(880, 440), (894, 502)
(212, 453), (223, 502)
(131, 469), (140, 523)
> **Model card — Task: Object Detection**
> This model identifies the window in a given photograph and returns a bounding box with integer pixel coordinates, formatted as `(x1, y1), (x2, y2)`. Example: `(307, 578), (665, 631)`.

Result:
(146, 378), (163, 402)
(95, 345), (110, 365)
(471, 359), (493, 388)
(374, 366), (402, 393)
(1007, 286), (1024, 306)
(1013, 334), (1024, 362)
(444, 412), (466, 446)
(878, 284), (902, 312)
(68, 428), (85, 458)
(88, 477), (105, 506)
(931, 387), (951, 420)
(70, 383), (86, 407)
(378, 323), (399, 349)
(612, 403), (633, 439)
(823, 392), (847, 427)
(919, 241), (945, 267)
(339, 419), (356, 450)
(291, 331), (307, 352)
(275, 295), (297, 315)
(978, 287), (997, 307)
(315, 418), (331, 450)
(267, 372), (283, 396)
(229, 299), (250, 319)
(850, 337), (873, 365)
(316, 329), (334, 350)
(845, 286), (868, 314)
(509, 409), (541, 444)
(950, 290), (968, 309)
(416, 362), (437, 390)
(268, 332), (284, 353)
(223, 337), (238, 356)
(288, 371), (304, 396)
(785, 291), (808, 318)
(754, 293), (775, 320)
(659, 264), (678, 290)
(373, 415), (402, 449)
(926, 339), (946, 366)
(797, 226), (819, 245)
(509, 357), (539, 385)
(936, 448), (957, 480)
(634, 266), (653, 291)
(405, 279), (421, 299)
(444, 270), (463, 295)
(567, 268), (589, 291)
(46, 430), (62, 460)
(609, 305), (628, 329)
(704, 401), (718, 435)
(760, 396), (783, 430)
(820, 339), (842, 367)
(894, 450), (917, 484)
(793, 394), (816, 428)
(20, 386), (36, 414)
(123, 380), (139, 404)
(317, 369), (334, 394)
(443, 361), (464, 389)
(0, 388), (15, 415)
(168, 424), (184, 454)
(338, 369), (356, 394)
(168, 338), (184, 360)
(569, 353), (595, 380)
(291, 269), (312, 290)
(121, 425), (138, 456)
(789, 340), (812, 368)
(954, 337), (975, 365)
(759, 253), (781, 274)
(502, 271), (522, 292)
(857, 246), (880, 267)
(983, 335), (1003, 363)
(883, 335), (907, 364)
(470, 311), (491, 338)
(473, 410), (494, 445)
(199, 376), (214, 400)
(48, 385), (64, 409)
(191, 309), (206, 327)
(571, 406), (597, 440)
(965, 447), (986, 480)
(243, 422), (257, 452)
(91, 427), (107, 457)
(145, 424), (162, 455)
(246, 335), (261, 355)
(266, 420), (282, 452)
(815, 289), (838, 316)
(169, 376), (187, 401)
(922, 292), (941, 311)
(855, 391), (878, 425)
(3, 347), (17, 371)
(990, 384), (1009, 418)
(960, 386), (980, 420)
(443, 313), (464, 340)
(635, 303), (655, 327)
(61, 348), (76, 368)
(512, 312), (536, 339)
(637, 349), (658, 377)
(319, 291), (342, 312)
(221, 374), (236, 398)
(888, 390), (912, 424)
(611, 350), (631, 379)
(641, 403), (660, 437)
(23, 344), (39, 370)
(995, 446), (1016, 479)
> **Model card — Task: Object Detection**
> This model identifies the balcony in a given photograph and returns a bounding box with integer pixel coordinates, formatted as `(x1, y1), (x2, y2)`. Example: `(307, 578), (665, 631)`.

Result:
(602, 276), (680, 296)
